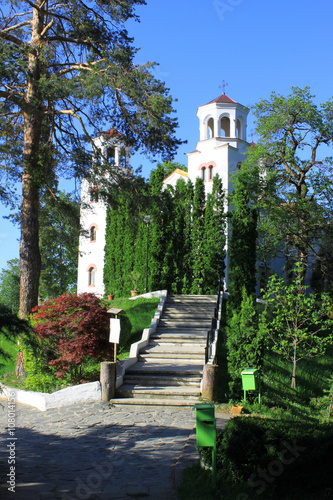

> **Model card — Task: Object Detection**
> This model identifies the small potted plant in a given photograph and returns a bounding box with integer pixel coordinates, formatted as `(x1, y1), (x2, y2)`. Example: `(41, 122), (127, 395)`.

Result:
(107, 292), (114, 300)
(130, 270), (141, 297)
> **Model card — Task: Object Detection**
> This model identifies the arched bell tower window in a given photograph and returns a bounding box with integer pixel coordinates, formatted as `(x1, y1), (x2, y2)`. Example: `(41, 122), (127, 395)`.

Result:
(236, 119), (242, 139)
(220, 116), (230, 137)
(207, 118), (214, 139)
(90, 226), (97, 242)
(202, 166), (206, 181)
(89, 187), (99, 203)
(208, 165), (213, 180)
(107, 146), (115, 165)
(88, 266), (96, 286)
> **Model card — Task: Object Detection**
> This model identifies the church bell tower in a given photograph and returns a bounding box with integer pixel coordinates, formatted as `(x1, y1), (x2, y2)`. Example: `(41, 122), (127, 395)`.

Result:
(187, 93), (250, 198)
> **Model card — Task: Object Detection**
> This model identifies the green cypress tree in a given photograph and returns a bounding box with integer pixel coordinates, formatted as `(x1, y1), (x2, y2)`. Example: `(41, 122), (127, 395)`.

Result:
(171, 179), (188, 293)
(227, 167), (258, 313)
(104, 206), (118, 296)
(191, 177), (206, 294)
(182, 179), (194, 294)
(201, 175), (226, 293)
(134, 219), (148, 292)
(226, 287), (263, 396)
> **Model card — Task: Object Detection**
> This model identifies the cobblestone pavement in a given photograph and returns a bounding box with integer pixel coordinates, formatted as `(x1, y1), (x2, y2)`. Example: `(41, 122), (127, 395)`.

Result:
(0, 399), (230, 500)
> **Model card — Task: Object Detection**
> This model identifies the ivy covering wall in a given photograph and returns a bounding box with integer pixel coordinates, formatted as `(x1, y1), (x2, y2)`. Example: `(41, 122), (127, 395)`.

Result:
(103, 164), (227, 297)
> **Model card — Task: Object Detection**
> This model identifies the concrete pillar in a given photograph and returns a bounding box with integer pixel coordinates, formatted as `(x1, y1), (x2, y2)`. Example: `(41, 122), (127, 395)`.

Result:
(202, 364), (218, 401)
(100, 361), (117, 402)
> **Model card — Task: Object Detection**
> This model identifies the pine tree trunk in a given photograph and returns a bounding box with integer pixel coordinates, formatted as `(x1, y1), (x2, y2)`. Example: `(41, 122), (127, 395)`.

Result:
(19, 163), (41, 318)
(19, 1), (44, 319)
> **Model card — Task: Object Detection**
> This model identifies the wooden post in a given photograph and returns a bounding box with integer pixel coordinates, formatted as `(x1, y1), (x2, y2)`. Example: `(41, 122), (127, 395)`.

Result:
(100, 361), (117, 402)
(202, 364), (218, 401)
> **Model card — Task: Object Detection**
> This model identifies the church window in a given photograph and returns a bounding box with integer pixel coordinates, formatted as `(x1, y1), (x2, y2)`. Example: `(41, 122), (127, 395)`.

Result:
(88, 266), (96, 286)
(107, 147), (116, 165)
(202, 166), (206, 181)
(236, 119), (242, 138)
(220, 116), (230, 137)
(89, 187), (99, 203)
(119, 147), (127, 168)
(207, 118), (214, 138)
(90, 226), (97, 242)
(208, 165), (213, 180)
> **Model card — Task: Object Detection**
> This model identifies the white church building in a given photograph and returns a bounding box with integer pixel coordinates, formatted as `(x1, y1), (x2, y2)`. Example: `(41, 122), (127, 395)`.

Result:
(77, 93), (251, 296)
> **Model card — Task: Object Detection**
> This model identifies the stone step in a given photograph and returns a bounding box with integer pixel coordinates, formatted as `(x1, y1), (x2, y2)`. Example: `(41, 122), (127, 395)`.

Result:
(152, 332), (208, 341)
(148, 340), (206, 348)
(167, 294), (217, 301)
(158, 318), (212, 324)
(123, 374), (202, 386)
(110, 398), (199, 407)
(116, 384), (200, 399)
(139, 353), (205, 360)
(150, 337), (206, 344)
(161, 314), (214, 321)
(113, 294), (218, 406)
(126, 361), (204, 377)
(155, 326), (209, 332)
(142, 344), (205, 354)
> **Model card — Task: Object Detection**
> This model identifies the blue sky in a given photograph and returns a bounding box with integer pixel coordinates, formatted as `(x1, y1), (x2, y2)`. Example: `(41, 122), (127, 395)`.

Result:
(1, 0), (333, 269)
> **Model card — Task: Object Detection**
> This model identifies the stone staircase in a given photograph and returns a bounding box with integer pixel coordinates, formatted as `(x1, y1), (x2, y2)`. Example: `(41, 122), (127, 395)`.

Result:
(111, 294), (217, 406)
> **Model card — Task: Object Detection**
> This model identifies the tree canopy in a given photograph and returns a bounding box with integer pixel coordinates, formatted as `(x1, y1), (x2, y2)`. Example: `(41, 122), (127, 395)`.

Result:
(245, 87), (333, 285)
(0, 0), (182, 317)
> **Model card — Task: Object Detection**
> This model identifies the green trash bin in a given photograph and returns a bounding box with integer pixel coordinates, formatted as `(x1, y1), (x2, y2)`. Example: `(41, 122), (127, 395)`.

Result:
(241, 368), (261, 403)
(195, 404), (216, 447)
(194, 403), (216, 479)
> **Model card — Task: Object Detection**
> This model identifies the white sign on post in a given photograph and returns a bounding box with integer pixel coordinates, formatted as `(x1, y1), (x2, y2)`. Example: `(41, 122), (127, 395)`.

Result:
(109, 318), (121, 344)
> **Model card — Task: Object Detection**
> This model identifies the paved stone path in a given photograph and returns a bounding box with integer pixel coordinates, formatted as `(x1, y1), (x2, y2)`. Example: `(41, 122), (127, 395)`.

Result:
(0, 400), (230, 500)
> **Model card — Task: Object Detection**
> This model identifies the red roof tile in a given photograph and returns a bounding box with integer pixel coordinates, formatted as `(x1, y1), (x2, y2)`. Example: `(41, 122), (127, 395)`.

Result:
(103, 128), (123, 138)
(205, 93), (237, 105)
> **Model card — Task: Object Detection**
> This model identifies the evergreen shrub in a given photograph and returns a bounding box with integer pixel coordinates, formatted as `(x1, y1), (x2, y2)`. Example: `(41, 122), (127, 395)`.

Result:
(200, 416), (333, 499)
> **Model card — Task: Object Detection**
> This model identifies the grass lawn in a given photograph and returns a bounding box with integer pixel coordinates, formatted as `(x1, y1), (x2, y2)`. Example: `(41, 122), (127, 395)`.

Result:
(101, 295), (160, 357)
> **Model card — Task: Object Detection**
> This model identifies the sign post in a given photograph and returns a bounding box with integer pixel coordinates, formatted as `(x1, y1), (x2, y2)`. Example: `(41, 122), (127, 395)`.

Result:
(107, 308), (125, 363)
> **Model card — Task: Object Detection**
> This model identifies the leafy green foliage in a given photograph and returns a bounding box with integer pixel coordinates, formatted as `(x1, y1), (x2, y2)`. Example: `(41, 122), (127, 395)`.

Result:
(227, 165), (257, 314)
(245, 86), (333, 284)
(0, 304), (31, 369)
(260, 265), (333, 389)
(39, 190), (80, 300)
(199, 417), (333, 500)
(27, 293), (111, 383)
(226, 287), (263, 396)
(0, 259), (20, 314)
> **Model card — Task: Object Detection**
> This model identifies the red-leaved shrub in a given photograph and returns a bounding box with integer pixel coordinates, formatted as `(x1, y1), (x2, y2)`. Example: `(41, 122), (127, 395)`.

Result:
(31, 293), (112, 381)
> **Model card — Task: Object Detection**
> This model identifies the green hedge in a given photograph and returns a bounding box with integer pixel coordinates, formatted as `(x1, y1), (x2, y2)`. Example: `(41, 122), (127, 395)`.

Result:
(200, 416), (333, 499)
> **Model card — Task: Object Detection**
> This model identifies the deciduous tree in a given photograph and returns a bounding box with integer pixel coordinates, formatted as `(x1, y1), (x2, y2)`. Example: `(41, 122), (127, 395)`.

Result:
(245, 87), (333, 284)
(259, 264), (333, 389)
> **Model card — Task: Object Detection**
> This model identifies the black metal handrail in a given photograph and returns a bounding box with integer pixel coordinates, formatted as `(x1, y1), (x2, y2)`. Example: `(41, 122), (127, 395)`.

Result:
(205, 278), (222, 364)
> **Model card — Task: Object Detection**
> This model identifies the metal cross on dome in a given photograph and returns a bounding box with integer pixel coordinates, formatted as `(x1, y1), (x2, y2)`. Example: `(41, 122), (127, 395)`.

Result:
(219, 80), (228, 93)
